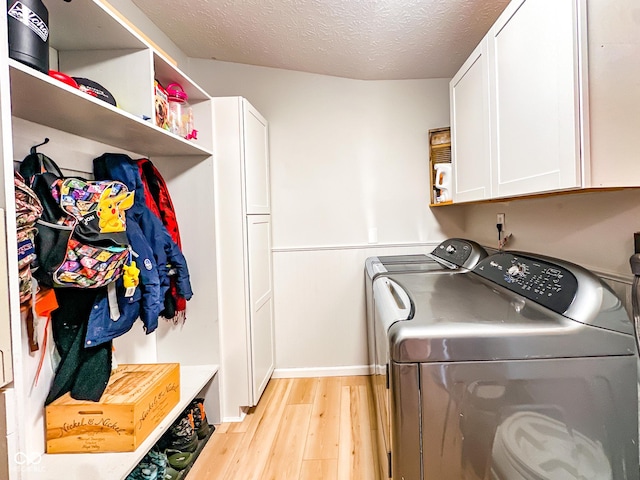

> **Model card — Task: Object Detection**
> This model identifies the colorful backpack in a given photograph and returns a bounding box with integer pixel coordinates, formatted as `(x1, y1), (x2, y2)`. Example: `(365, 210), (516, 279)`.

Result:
(15, 171), (43, 303)
(20, 152), (133, 288)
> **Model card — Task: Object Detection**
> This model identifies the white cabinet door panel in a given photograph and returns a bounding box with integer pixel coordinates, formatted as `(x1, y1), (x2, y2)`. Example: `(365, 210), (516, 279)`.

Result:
(490, 0), (582, 197)
(243, 101), (270, 214)
(246, 215), (274, 404)
(250, 296), (274, 404)
(450, 40), (492, 203)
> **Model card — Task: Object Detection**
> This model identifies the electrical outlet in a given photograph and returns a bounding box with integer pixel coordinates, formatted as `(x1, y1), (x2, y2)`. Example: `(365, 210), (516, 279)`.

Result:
(497, 213), (505, 226)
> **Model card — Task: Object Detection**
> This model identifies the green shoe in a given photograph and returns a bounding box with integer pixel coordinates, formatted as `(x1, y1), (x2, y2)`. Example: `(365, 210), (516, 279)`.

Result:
(166, 450), (193, 471)
(162, 467), (182, 480)
(189, 398), (210, 439)
(157, 415), (198, 453)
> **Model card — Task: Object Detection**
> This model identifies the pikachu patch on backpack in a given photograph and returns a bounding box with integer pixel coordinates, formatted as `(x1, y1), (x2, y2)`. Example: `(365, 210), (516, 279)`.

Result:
(96, 185), (134, 233)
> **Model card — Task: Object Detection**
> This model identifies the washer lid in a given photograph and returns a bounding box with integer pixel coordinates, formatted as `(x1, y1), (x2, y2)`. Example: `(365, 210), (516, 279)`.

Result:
(376, 254), (433, 265)
(365, 238), (488, 280)
(386, 271), (635, 363)
(365, 254), (445, 282)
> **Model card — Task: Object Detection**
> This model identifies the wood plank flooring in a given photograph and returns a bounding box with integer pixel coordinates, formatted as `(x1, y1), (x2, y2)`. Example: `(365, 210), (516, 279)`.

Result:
(188, 376), (381, 480)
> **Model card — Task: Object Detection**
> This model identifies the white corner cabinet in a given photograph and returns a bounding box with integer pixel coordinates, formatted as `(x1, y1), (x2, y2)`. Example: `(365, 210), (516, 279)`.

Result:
(0, 2), (220, 479)
(213, 97), (275, 421)
(450, 0), (640, 203)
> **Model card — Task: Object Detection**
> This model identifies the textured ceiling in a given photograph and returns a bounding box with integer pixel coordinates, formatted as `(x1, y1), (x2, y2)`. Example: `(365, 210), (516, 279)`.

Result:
(131, 0), (510, 80)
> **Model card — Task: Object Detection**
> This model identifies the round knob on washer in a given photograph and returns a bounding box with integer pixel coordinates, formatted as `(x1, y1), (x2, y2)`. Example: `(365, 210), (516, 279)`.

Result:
(445, 245), (456, 254)
(508, 265), (521, 276)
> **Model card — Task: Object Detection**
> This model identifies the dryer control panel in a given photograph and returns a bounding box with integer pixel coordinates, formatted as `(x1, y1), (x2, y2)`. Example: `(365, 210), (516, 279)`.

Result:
(473, 252), (578, 315)
(430, 238), (488, 269)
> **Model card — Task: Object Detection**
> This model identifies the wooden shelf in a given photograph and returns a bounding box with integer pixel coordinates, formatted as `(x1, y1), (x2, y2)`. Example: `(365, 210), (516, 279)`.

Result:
(429, 186), (640, 207)
(429, 200), (453, 207)
(9, 61), (212, 158)
(32, 364), (218, 480)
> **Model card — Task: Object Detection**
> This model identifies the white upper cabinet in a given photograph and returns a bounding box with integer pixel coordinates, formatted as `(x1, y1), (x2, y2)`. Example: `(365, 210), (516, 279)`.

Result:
(450, 39), (492, 203)
(243, 101), (271, 214)
(452, 0), (640, 202)
(450, 0), (616, 203)
(488, 0), (583, 198)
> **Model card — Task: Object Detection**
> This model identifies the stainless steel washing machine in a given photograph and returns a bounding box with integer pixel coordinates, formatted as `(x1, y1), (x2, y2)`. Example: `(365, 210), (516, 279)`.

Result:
(372, 251), (638, 479)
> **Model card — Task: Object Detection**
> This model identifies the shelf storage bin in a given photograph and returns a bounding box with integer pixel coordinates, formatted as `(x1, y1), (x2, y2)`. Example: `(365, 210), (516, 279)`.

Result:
(45, 363), (180, 454)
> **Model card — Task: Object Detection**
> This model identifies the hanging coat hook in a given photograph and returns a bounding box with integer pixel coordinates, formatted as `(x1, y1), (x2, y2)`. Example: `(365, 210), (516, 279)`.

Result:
(30, 137), (49, 155)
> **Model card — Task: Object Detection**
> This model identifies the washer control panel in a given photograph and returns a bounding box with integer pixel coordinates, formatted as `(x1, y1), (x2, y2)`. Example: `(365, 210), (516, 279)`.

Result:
(473, 252), (578, 314)
(430, 238), (488, 269)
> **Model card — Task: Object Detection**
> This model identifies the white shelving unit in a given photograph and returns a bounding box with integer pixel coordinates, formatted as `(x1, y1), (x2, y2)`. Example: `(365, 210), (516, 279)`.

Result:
(35, 365), (218, 480)
(0, 2), (221, 479)
(9, 60), (211, 158)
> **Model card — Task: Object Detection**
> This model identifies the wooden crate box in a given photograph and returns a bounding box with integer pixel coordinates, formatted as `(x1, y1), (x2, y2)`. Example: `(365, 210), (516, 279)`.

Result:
(46, 363), (180, 453)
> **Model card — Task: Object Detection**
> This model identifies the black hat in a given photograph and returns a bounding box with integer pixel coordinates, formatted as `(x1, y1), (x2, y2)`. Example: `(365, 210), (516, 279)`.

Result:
(72, 77), (117, 106)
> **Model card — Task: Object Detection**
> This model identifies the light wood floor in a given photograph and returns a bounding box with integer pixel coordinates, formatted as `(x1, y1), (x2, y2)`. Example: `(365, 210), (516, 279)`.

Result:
(188, 376), (381, 480)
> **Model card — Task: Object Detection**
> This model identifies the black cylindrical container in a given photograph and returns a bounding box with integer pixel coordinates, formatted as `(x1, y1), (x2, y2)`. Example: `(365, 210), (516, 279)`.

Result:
(7, 0), (49, 73)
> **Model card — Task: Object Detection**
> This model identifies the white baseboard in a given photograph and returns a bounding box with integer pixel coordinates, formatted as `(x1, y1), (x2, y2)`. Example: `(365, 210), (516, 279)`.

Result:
(272, 365), (371, 378)
(221, 409), (247, 424)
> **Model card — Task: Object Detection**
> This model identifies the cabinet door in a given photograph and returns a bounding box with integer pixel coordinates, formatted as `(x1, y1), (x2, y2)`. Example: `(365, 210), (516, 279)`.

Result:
(243, 100), (271, 214)
(246, 215), (275, 405)
(450, 39), (492, 202)
(489, 0), (582, 198)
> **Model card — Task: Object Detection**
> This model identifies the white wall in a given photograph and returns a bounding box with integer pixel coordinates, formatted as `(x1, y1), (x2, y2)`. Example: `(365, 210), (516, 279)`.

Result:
(188, 61), (458, 246)
(187, 60), (463, 372)
(458, 189), (640, 278)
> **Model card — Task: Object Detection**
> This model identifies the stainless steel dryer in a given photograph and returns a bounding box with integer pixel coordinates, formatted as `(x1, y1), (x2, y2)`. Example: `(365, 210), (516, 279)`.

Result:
(365, 238), (488, 369)
(373, 251), (638, 480)
(365, 238), (488, 479)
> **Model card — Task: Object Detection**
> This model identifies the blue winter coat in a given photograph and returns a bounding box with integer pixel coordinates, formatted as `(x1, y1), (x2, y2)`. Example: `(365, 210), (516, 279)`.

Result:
(85, 153), (194, 347)
(93, 153), (193, 304)
(84, 219), (161, 347)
